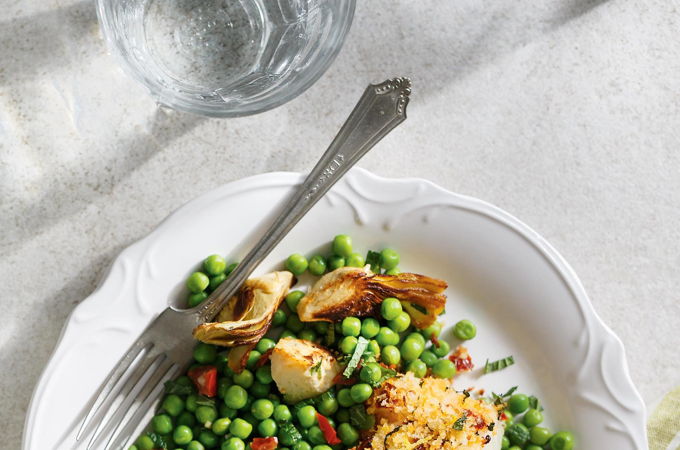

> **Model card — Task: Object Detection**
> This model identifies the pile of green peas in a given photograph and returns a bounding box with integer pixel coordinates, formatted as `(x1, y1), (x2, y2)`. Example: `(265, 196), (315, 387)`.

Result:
(499, 393), (575, 450)
(137, 235), (573, 449)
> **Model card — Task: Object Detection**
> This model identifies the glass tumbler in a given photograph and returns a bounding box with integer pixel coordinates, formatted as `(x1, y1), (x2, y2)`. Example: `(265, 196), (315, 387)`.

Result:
(96, 0), (356, 117)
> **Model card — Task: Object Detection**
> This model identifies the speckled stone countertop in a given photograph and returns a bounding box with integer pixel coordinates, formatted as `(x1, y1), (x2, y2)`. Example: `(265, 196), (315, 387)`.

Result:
(2, 0), (679, 447)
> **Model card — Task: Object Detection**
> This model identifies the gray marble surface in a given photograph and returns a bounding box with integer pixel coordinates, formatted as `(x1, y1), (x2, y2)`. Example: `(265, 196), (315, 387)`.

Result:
(2, 0), (679, 447)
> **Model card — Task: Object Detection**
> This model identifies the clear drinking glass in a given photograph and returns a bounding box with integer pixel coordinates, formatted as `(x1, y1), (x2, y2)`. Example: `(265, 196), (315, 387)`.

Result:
(96, 0), (356, 117)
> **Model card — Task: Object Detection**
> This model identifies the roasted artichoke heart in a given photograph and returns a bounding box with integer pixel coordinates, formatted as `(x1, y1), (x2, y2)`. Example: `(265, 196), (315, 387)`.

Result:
(297, 267), (447, 328)
(192, 271), (294, 346)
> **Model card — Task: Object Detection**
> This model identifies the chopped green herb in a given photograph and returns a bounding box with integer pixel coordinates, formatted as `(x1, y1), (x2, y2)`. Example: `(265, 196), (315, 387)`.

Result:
(484, 355), (515, 374)
(462, 389), (470, 399)
(410, 303), (428, 315)
(146, 432), (168, 449)
(349, 404), (375, 430)
(491, 385), (518, 406)
(196, 395), (216, 407)
(488, 422), (495, 431)
(310, 360), (323, 379)
(453, 413), (467, 430)
(384, 425), (402, 447)
(343, 336), (369, 378)
(279, 423), (302, 445)
(528, 395), (543, 411)
(365, 250), (382, 272)
(163, 379), (194, 396)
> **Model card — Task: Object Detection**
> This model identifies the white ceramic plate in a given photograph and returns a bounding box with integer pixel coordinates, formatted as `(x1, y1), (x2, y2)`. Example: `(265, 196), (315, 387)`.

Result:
(24, 168), (646, 449)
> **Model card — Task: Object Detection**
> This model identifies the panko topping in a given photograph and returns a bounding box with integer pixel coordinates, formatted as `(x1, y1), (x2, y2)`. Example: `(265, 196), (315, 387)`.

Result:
(361, 373), (503, 449)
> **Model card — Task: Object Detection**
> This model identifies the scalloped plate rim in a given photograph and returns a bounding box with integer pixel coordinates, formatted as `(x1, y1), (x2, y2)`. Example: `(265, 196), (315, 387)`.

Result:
(22, 167), (647, 449)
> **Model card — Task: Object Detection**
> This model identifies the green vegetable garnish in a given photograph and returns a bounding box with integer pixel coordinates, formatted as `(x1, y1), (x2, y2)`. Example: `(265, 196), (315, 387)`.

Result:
(343, 336), (369, 378)
(146, 432), (168, 449)
(163, 379), (194, 396)
(484, 355), (515, 374)
(349, 404), (374, 430)
(365, 250), (382, 272)
(452, 413), (467, 430)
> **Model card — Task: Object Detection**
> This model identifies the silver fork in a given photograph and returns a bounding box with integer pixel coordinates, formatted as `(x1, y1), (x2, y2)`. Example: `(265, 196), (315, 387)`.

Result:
(73, 77), (411, 450)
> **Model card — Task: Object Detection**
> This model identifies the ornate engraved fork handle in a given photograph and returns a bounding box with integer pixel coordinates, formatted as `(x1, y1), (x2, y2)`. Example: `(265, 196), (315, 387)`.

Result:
(198, 77), (411, 322)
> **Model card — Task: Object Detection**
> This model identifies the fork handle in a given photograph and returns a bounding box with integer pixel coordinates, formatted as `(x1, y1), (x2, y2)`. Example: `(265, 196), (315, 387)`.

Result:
(197, 77), (412, 322)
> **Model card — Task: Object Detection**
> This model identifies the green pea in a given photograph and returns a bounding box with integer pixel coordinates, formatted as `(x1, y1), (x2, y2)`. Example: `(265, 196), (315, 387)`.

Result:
(279, 330), (297, 340)
(193, 343), (217, 364)
(274, 404), (293, 423)
(187, 441), (205, 450)
(173, 425), (193, 445)
(360, 363), (382, 384)
(272, 309), (287, 327)
(346, 252), (365, 267)
(501, 436), (510, 449)
(285, 290), (305, 312)
(406, 359), (427, 378)
(209, 273), (226, 291)
(178, 411), (196, 427)
(523, 409), (543, 427)
(212, 417), (231, 435)
(419, 350), (437, 367)
(312, 445), (332, 450)
(255, 418), (276, 437)
(421, 322), (443, 339)
(529, 426), (552, 445)
(379, 249), (400, 270)
(233, 369), (254, 389)
(380, 298), (402, 321)
(381, 345), (401, 365)
(196, 405), (218, 426)
(549, 431), (575, 450)
(328, 255), (345, 270)
(341, 317), (361, 337)
(254, 365), (272, 384)
(332, 235), (353, 258)
(359, 318), (380, 339)
(246, 350), (262, 370)
(308, 255), (327, 276)
(405, 332), (425, 345)
(503, 410), (514, 423)
(385, 267), (400, 275)
(337, 422), (359, 446)
(187, 272), (210, 293)
(350, 383), (373, 403)
(188, 292), (208, 308)
(400, 338), (424, 361)
(367, 339), (380, 356)
(337, 388), (354, 407)
(224, 385), (248, 409)
(293, 443), (312, 450)
(285, 254), (308, 275)
(453, 319), (477, 340)
(432, 340), (450, 357)
(297, 405), (318, 428)
(217, 377), (232, 399)
(376, 327), (400, 346)
(432, 359), (456, 378)
(505, 423), (530, 446)
(221, 437), (245, 450)
(526, 445), (543, 450)
(225, 262), (238, 276)
(251, 399), (275, 420)
(317, 395), (339, 416)
(134, 435), (154, 450)
(151, 414), (173, 435)
(307, 426), (325, 445)
(203, 255), (227, 275)
(162, 394), (185, 417)
(227, 417), (252, 439)
(387, 312), (411, 332)
(508, 447), (521, 450)
(298, 329), (317, 342)
(340, 336), (358, 354)
(508, 394), (529, 414)
(219, 405), (237, 419)
(250, 381), (271, 398)
(198, 430), (218, 448)
(286, 314), (305, 333)
(185, 394), (198, 412)
(255, 338), (276, 354)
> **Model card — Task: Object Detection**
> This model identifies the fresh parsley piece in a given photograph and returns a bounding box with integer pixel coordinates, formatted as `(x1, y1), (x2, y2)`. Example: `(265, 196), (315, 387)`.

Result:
(488, 422), (496, 431)
(349, 404), (375, 430)
(491, 385), (518, 405)
(528, 395), (543, 411)
(365, 250), (381, 272)
(279, 423), (303, 445)
(163, 379), (194, 396)
(146, 432), (168, 449)
(410, 303), (428, 315)
(453, 413), (468, 430)
(484, 355), (515, 374)
(343, 336), (369, 378)
(310, 360), (323, 379)
(196, 395), (216, 407)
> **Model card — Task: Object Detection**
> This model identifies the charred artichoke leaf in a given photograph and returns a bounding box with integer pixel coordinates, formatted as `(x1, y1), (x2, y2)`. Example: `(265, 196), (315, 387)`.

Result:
(193, 271), (293, 346)
(297, 267), (447, 328)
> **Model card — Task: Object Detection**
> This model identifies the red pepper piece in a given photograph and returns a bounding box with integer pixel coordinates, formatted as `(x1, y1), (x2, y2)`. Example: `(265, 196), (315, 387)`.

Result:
(251, 437), (278, 450)
(255, 348), (274, 369)
(316, 413), (342, 445)
(187, 365), (217, 397)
